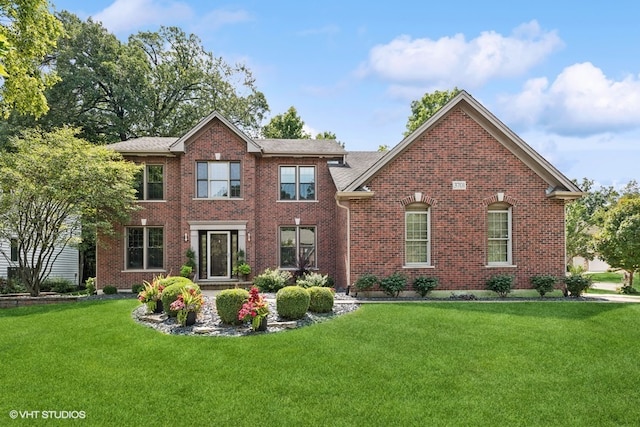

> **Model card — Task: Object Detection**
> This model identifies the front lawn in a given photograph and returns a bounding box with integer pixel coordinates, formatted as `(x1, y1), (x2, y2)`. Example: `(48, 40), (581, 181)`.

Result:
(1, 300), (639, 426)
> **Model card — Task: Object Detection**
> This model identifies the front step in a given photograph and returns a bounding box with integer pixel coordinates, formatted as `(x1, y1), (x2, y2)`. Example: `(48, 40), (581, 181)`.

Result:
(196, 281), (253, 291)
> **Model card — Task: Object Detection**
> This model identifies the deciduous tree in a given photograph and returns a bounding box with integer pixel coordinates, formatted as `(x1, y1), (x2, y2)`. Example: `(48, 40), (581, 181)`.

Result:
(0, 128), (140, 296)
(0, 0), (63, 117)
(596, 196), (640, 289)
(262, 106), (310, 139)
(404, 87), (461, 136)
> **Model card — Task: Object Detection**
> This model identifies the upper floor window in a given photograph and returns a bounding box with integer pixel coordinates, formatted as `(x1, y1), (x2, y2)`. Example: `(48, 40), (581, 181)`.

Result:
(488, 203), (512, 265)
(279, 166), (315, 200)
(126, 226), (164, 270)
(196, 161), (241, 199)
(405, 203), (430, 265)
(135, 164), (164, 200)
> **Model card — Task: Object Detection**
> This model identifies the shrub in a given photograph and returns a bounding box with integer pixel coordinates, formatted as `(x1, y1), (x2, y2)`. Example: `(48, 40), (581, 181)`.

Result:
(564, 274), (592, 297)
(254, 268), (292, 292)
(296, 272), (329, 288)
(380, 273), (407, 297)
(354, 273), (378, 291)
(530, 275), (557, 297)
(131, 283), (145, 294)
(276, 286), (310, 320)
(0, 278), (26, 294)
(413, 276), (439, 297)
(157, 276), (193, 288)
(308, 286), (334, 313)
(161, 279), (199, 317)
(85, 277), (96, 295)
(43, 278), (76, 294)
(486, 274), (513, 297)
(180, 265), (193, 278)
(216, 288), (250, 325)
(102, 285), (118, 295)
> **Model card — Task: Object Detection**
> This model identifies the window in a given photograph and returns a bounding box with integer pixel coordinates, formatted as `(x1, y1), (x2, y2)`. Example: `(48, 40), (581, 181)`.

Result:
(10, 238), (18, 262)
(135, 164), (164, 200)
(196, 161), (241, 198)
(279, 226), (316, 268)
(405, 203), (430, 265)
(488, 203), (512, 265)
(126, 227), (164, 270)
(279, 166), (315, 200)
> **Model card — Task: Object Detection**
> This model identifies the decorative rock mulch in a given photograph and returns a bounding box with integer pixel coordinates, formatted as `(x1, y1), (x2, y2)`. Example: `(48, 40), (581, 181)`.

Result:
(132, 295), (361, 337)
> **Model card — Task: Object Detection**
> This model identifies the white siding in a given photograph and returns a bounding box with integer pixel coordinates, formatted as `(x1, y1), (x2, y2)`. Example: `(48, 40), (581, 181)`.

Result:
(0, 239), (80, 285)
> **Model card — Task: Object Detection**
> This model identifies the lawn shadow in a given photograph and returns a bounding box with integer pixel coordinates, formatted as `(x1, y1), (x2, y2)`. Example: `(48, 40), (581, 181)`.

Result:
(400, 300), (631, 320)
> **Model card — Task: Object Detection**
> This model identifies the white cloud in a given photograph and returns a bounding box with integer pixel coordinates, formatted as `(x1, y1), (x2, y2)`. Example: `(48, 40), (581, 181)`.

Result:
(359, 20), (562, 96)
(198, 8), (252, 31)
(93, 0), (193, 34)
(499, 62), (640, 136)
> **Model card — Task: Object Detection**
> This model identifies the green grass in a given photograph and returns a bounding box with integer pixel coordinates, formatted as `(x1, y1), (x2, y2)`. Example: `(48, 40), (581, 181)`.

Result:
(2, 300), (640, 426)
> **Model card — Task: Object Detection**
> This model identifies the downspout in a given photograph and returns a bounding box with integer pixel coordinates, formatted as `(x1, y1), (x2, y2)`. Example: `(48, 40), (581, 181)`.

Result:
(335, 196), (351, 293)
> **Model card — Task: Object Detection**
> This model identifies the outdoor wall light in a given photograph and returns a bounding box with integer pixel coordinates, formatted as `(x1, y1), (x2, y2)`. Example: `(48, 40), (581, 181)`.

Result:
(184, 233), (189, 242)
(141, 218), (147, 226)
(294, 217), (301, 225)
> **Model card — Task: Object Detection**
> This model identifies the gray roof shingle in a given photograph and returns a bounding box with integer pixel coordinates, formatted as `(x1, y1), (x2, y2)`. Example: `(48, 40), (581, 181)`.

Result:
(106, 137), (177, 153)
(329, 151), (386, 191)
(256, 138), (346, 156)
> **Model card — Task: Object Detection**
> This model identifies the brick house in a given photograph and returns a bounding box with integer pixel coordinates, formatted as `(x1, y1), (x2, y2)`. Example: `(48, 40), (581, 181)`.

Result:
(98, 91), (582, 292)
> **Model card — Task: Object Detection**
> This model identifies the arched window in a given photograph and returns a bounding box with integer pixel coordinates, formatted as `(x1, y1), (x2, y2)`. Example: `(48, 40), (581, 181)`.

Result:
(487, 202), (512, 265)
(405, 203), (430, 266)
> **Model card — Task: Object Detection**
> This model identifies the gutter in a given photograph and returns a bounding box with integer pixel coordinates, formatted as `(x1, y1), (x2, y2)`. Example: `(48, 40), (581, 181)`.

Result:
(335, 196), (351, 293)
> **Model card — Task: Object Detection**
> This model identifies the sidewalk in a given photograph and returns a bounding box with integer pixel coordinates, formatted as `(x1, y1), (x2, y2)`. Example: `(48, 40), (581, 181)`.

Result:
(583, 282), (640, 303)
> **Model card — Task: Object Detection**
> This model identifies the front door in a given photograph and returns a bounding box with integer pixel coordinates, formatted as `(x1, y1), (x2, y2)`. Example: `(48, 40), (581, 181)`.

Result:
(208, 231), (230, 278)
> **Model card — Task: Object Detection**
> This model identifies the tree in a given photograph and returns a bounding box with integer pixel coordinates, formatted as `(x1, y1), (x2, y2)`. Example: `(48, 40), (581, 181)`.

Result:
(596, 196), (640, 289)
(0, 128), (140, 296)
(566, 178), (618, 264)
(262, 106), (310, 139)
(404, 87), (461, 136)
(5, 14), (268, 143)
(315, 131), (336, 140)
(0, 0), (63, 117)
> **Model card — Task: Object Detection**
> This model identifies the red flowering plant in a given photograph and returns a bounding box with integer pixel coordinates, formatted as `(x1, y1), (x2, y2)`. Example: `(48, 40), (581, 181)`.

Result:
(238, 286), (269, 331)
(170, 287), (204, 326)
(137, 276), (166, 312)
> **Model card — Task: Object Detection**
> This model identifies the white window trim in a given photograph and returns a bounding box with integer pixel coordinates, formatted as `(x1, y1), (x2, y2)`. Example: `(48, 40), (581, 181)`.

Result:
(487, 207), (513, 266)
(404, 208), (431, 267)
(278, 165), (317, 201)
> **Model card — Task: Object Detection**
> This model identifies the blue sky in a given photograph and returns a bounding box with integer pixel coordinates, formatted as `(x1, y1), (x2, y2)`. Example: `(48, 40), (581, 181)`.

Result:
(50, 0), (640, 187)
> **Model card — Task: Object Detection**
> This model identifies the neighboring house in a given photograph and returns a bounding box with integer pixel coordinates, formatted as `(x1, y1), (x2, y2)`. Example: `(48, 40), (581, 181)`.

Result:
(98, 91), (582, 291)
(0, 238), (80, 285)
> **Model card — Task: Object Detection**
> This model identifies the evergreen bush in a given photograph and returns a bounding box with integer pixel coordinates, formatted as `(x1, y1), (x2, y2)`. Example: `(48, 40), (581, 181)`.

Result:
(131, 283), (145, 294)
(102, 285), (118, 295)
(161, 280), (199, 317)
(564, 274), (592, 297)
(485, 274), (513, 297)
(276, 286), (310, 320)
(216, 288), (250, 325)
(530, 275), (557, 297)
(380, 273), (407, 297)
(308, 286), (334, 313)
(354, 273), (378, 291)
(413, 276), (439, 297)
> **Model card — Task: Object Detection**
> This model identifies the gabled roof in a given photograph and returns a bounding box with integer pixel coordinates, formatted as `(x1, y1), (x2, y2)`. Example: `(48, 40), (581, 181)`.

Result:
(341, 90), (582, 200)
(329, 151), (386, 191)
(257, 138), (346, 157)
(105, 136), (177, 155)
(170, 111), (262, 153)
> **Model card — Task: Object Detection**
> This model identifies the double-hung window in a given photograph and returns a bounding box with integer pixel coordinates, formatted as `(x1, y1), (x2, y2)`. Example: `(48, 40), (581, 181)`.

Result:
(279, 166), (315, 200)
(279, 226), (316, 268)
(488, 203), (512, 265)
(405, 203), (430, 265)
(126, 227), (164, 270)
(196, 161), (241, 198)
(135, 164), (164, 200)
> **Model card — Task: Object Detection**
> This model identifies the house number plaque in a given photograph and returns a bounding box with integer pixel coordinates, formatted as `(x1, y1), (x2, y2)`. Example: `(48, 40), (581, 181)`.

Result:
(452, 181), (467, 190)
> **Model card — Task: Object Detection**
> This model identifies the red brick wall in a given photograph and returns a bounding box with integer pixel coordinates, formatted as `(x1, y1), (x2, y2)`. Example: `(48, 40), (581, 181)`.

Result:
(253, 157), (340, 282)
(349, 107), (567, 290)
(97, 118), (341, 289)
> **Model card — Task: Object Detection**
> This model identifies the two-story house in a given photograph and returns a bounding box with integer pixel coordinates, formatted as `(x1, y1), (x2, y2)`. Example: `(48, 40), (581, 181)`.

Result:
(98, 91), (582, 292)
